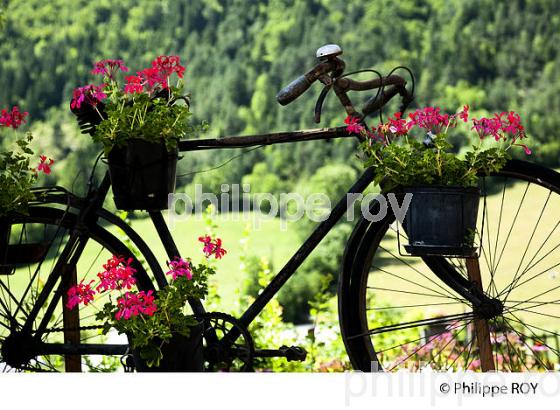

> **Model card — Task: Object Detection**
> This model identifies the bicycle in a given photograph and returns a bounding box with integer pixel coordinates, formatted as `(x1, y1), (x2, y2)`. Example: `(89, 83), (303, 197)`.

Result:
(1, 44), (560, 372)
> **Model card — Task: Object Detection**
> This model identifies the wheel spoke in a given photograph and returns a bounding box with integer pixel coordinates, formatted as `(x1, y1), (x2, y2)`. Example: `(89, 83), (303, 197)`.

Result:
(378, 245), (465, 301)
(372, 265), (463, 302)
(351, 312), (475, 339)
(386, 319), (473, 371)
(501, 190), (551, 302)
(0, 208), (154, 372)
(367, 301), (463, 311)
(502, 316), (553, 369)
(493, 181), (530, 276)
(487, 178), (508, 295)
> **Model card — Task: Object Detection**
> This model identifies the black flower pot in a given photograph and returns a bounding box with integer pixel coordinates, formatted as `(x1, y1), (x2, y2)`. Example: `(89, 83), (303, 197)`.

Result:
(107, 139), (178, 211)
(132, 322), (204, 372)
(401, 186), (480, 257)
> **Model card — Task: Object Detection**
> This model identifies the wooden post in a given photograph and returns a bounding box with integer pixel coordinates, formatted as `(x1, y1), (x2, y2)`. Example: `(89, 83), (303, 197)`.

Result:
(61, 263), (82, 372)
(465, 257), (495, 371)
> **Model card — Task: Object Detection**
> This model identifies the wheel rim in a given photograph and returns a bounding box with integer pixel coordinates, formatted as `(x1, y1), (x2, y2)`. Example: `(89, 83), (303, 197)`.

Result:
(0, 207), (153, 372)
(344, 162), (560, 372)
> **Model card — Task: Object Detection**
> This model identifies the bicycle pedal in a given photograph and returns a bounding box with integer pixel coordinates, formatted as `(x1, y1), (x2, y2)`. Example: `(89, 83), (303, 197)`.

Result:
(280, 345), (308, 362)
(254, 345), (308, 362)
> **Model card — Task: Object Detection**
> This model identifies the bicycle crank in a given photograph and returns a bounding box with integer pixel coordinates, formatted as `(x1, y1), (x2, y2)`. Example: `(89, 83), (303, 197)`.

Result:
(201, 312), (255, 372)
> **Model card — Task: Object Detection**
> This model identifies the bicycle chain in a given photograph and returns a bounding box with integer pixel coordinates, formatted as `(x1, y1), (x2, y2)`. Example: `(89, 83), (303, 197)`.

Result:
(41, 324), (104, 334)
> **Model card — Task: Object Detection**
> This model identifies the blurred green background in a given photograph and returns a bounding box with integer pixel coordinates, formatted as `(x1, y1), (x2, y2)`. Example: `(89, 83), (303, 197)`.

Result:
(1, 0), (560, 327)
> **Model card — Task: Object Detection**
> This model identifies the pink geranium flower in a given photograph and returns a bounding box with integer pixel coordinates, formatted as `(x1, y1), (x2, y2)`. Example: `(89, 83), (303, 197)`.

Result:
(66, 280), (96, 309)
(152, 55), (186, 83)
(37, 155), (55, 175)
(0, 106), (29, 129)
(387, 112), (409, 136)
(198, 235), (227, 259)
(96, 255), (137, 292)
(124, 75), (144, 94)
(70, 84), (107, 109)
(166, 257), (193, 280)
(458, 105), (469, 122)
(91, 59), (129, 78)
(115, 290), (157, 320)
(407, 106), (450, 133)
(344, 115), (365, 135)
(137, 67), (164, 94)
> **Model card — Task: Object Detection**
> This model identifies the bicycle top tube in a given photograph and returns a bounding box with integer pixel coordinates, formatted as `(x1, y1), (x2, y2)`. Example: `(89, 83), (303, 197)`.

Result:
(177, 126), (354, 152)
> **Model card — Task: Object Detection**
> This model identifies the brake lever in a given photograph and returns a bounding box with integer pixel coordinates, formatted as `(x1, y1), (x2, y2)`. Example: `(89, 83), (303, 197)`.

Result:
(312, 73), (335, 123)
(314, 85), (331, 123)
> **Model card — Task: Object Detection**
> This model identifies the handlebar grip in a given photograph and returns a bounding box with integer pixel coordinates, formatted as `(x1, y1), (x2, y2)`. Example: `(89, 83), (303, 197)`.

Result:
(362, 85), (404, 116)
(276, 75), (313, 106)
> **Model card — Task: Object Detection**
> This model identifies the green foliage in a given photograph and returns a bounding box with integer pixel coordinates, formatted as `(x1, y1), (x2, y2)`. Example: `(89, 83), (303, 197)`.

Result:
(83, 355), (121, 372)
(78, 60), (199, 154)
(242, 254), (270, 298)
(96, 261), (214, 368)
(241, 221), (351, 324)
(2, 0), (558, 198)
(364, 135), (507, 189)
(277, 269), (323, 324)
(242, 162), (288, 212)
(233, 252), (351, 372)
(0, 130), (37, 217)
(94, 92), (193, 154)
(362, 122), (511, 190)
(292, 163), (357, 239)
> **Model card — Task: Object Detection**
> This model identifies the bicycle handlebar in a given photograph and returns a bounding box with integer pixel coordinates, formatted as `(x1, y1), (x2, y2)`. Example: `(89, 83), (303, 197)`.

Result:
(276, 75), (314, 105)
(276, 59), (340, 105)
(335, 74), (405, 92)
(362, 83), (413, 116)
(276, 46), (413, 119)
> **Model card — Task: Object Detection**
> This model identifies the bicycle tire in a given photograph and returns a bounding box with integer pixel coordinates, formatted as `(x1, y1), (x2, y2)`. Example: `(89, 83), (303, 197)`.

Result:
(0, 205), (160, 372)
(339, 160), (560, 371)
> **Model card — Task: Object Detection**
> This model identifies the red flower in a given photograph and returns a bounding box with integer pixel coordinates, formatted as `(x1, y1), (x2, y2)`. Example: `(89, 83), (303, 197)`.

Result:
(166, 257), (193, 280)
(103, 255), (125, 271)
(198, 235), (227, 259)
(124, 75), (144, 94)
(501, 111), (525, 139)
(96, 256), (137, 292)
(387, 112), (409, 136)
(199, 235), (214, 256)
(37, 155), (54, 175)
(514, 143), (532, 155)
(137, 67), (163, 93)
(471, 116), (502, 140)
(458, 105), (469, 122)
(70, 84), (107, 109)
(344, 115), (365, 135)
(66, 280), (96, 309)
(407, 106), (450, 133)
(151, 55), (185, 83)
(212, 238), (227, 259)
(115, 291), (157, 320)
(91, 59), (129, 78)
(0, 106), (29, 129)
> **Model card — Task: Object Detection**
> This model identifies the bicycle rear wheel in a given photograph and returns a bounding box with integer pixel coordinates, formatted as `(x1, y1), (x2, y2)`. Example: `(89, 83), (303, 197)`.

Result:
(339, 160), (560, 371)
(0, 206), (157, 372)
